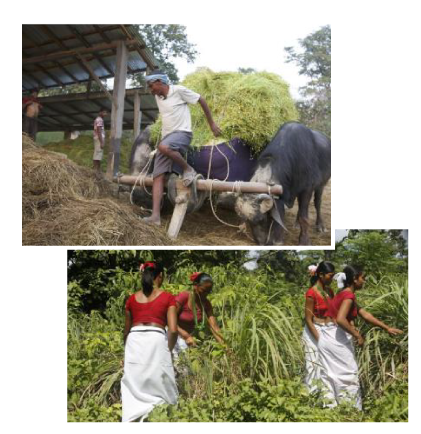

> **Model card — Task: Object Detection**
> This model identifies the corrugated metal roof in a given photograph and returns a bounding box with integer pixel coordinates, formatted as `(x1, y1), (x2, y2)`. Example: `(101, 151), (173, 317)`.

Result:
(22, 25), (159, 91)
(35, 88), (158, 132)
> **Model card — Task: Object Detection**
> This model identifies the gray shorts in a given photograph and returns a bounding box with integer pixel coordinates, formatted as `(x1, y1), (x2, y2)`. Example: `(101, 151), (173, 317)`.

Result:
(153, 130), (193, 178)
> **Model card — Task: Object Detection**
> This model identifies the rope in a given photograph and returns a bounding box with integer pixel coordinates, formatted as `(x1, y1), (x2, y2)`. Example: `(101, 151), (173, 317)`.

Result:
(266, 220), (274, 245)
(209, 179), (243, 229)
(129, 128), (163, 205)
(129, 155), (153, 205)
(205, 144), (253, 241)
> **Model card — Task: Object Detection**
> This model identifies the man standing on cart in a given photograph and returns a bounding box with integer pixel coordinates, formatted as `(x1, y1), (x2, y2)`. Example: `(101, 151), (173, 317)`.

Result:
(143, 70), (221, 226)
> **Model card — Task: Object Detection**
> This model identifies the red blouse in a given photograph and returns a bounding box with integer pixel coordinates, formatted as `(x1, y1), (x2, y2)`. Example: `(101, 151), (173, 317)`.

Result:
(175, 291), (213, 334)
(327, 290), (358, 321)
(305, 287), (333, 318)
(125, 291), (176, 327)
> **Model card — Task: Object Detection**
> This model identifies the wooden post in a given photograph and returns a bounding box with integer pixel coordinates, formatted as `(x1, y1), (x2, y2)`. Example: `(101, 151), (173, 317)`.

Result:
(133, 90), (142, 141)
(106, 41), (128, 178)
(167, 183), (191, 239)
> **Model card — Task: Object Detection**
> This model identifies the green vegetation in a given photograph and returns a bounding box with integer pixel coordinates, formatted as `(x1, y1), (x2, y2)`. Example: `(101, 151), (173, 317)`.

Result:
(285, 25), (331, 137)
(41, 132), (134, 173)
(67, 232), (408, 422)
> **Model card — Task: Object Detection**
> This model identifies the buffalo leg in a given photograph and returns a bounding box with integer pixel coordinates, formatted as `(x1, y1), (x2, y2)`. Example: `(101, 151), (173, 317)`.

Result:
(314, 185), (326, 232)
(268, 201), (286, 245)
(297, 191), (312, 245)
(293, 213), (300, 229)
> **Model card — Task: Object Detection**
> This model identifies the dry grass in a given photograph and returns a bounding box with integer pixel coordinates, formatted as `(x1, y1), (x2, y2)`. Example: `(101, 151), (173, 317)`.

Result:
(22, 197), (173, 246)
(22, 135), (174, 246)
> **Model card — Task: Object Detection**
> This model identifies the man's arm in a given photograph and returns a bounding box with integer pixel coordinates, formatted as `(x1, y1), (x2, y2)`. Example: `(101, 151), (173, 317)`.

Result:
(198, 96), (222, 137)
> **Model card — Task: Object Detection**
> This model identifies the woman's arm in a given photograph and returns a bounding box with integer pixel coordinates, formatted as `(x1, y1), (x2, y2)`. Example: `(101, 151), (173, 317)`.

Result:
(337, 300), (364, 346)
(123, 310), (132, 345)
(304, 297), (320, 341)
(207, 315), (224, 344)
(358, 308), (403, 335)
(177, 325), (191, 340)
(167, 306), (178, 352)
(175, 300), (195, 345)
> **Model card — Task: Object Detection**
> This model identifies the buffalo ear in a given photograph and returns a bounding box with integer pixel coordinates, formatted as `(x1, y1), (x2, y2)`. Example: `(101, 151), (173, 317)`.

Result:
(259, 197), (274, 214)
(270, 204), (288, 232)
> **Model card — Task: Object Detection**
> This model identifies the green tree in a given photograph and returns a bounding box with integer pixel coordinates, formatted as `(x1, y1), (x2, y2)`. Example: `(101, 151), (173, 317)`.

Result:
(133, 24), (198, 84)
(285, 25), (331, 136)
(67, 250), (249, 313)
(334, 230), (407, 277)
(38, 80), (106, 97)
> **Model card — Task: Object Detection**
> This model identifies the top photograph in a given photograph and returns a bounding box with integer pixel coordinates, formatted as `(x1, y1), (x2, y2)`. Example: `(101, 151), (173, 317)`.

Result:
(22, 24), (331, 247)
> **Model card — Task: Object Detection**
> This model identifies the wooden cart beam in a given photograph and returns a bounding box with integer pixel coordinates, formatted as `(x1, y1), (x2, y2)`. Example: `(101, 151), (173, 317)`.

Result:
(115, 175), (283, 195)
(114, 174), (283, 239)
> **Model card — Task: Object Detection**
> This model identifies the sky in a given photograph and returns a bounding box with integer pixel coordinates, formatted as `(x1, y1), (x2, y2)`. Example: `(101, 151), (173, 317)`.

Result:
(172, 20), (329, 100)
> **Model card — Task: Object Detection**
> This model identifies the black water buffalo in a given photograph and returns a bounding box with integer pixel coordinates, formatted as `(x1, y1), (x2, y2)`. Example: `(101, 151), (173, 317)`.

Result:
(235, 122), (331, 246)
(130, 126), (153, 175)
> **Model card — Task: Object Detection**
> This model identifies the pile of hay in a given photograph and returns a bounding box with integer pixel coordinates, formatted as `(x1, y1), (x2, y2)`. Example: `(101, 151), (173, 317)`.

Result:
(22, 133), (38, 149)
(22, 135), (174, 246)
(150, 68), (298, 153)
(22, 197), (172, 246)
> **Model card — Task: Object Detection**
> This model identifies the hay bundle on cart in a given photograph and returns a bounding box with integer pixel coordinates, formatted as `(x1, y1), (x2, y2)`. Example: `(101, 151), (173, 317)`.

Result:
(150, 68), (298, 153)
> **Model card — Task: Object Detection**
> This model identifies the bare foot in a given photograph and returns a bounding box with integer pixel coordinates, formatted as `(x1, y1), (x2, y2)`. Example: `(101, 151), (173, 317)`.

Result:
(182, 167), (197, 187)
(142, 216), (161, 226)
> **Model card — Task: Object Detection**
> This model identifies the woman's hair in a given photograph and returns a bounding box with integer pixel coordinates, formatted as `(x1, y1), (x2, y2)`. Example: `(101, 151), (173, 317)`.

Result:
(140, 262), (164, 296)
(190, 272), (213, 285)
(310, 261), (335, 286)
(341, 265), (364, 288)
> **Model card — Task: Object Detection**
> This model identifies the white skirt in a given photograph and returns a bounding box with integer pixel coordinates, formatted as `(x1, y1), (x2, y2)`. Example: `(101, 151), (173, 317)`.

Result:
(317, 323), (362, 410)
(173, 335), (189, 359)
(121, 326), (178, 422)
(302, 323), (324, 393)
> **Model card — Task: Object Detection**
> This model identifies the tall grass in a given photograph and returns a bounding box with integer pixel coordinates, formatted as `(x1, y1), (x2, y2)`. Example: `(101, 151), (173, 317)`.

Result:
(356, 275), (408, 395)
(67, 271), (408, 421)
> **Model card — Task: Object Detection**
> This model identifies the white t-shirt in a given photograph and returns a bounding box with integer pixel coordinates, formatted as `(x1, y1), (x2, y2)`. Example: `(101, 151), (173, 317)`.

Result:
(155, 85), (200, 138)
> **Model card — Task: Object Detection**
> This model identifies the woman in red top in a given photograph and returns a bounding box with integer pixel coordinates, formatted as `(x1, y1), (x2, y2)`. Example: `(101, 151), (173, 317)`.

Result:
(318, 265), (403, 410)
(174, 272), (223, 356)
(121, 262), (178, 422)
(302, 261), (335, 393)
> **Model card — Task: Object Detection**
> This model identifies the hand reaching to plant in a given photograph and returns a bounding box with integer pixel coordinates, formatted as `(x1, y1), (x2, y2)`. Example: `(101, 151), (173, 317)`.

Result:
(387, 327), (403, 335)
(355, 334), (364, 347)
(186, 336), (197, 347)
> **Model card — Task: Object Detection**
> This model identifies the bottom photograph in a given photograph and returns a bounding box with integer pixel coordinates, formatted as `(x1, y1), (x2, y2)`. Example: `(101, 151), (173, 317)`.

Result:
(67, 229), (408, 423)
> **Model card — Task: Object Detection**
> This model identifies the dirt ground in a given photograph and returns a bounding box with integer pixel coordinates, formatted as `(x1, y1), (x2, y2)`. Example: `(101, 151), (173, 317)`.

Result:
(157, 180), (331, 246)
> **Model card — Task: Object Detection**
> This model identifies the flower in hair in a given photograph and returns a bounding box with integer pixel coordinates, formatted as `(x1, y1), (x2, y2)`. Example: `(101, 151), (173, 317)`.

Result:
(190, 272), (202, 282)
(140, 262), (156, 272)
